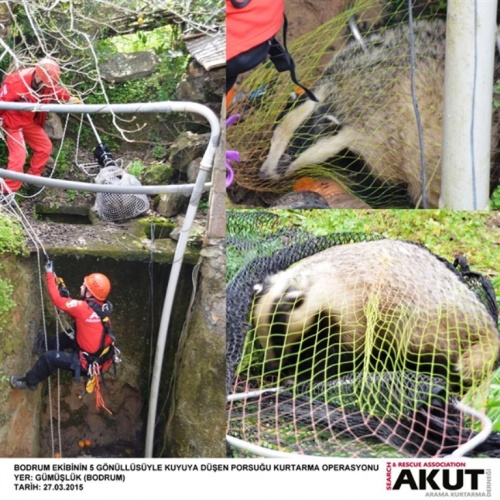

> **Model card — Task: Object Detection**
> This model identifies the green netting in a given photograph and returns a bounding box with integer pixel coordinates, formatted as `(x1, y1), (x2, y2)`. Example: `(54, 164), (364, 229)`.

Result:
(226, 210), (500, 457)
(226, 1), (499, 208)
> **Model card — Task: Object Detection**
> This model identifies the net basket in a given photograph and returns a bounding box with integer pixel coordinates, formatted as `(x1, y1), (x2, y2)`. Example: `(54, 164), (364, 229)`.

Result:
(94, 166), (150, 222)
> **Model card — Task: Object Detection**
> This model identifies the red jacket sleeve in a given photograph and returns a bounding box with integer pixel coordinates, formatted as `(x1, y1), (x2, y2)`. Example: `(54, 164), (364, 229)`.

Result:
(40, 84), (71, 103)
(45, 272), (86, 319)
(0, 80), (24, 103)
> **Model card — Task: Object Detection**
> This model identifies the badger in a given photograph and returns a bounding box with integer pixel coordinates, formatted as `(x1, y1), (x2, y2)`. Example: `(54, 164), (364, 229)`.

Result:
(259, 19), (499, 208)
(251, 239), (500, 391)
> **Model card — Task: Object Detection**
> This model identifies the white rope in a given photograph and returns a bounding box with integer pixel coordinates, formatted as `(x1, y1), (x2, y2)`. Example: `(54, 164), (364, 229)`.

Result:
(1, 186), (60, 457)
(227, 387), (284, 402)
(55, 308), (73, 333)
(348, 15), (367, 52)
(35, 242), (56, 458)
(0, 183), (49, 258)
(74, 114), (98, 176)
(147, 223), (156, 389)
(447, 400), (493, 457)
(73, 113), (125, 176)
(53, 307), (62, 457)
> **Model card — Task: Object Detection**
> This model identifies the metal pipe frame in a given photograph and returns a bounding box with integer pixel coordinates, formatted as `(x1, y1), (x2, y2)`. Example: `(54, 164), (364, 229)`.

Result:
(0, 100), (221, 458)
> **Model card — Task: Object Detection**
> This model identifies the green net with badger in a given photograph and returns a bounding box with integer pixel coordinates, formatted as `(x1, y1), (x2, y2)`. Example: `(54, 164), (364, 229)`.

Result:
(226, 211), (500, 457)
(226, 0), (500, 209)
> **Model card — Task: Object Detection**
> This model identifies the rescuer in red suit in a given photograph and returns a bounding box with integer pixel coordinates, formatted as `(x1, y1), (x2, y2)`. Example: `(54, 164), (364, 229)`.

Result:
(10, 261), (114, 390)
(0, 57), (80, 193)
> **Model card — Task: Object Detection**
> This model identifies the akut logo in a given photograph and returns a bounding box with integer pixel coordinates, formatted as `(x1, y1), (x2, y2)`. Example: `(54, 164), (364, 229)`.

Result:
(392, 468), (485, 491)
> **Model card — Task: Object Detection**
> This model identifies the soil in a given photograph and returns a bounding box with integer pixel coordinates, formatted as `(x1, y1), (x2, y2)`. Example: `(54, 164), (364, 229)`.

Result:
(39, 376), (145, 458)
(284, 0), (349, 41)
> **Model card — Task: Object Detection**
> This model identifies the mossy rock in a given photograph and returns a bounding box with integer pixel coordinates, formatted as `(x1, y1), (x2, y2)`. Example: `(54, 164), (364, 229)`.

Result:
(141, 162), (174, 186)
(169, 132), (209, 174)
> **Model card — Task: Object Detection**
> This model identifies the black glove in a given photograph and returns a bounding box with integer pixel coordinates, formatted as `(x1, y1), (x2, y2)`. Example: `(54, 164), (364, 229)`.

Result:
(93, 144), (116, 167)
(56, 277), (69, 297)
(45, 260), (54, 273)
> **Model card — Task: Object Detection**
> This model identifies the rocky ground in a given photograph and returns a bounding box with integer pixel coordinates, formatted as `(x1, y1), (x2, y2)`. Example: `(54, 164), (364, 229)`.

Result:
(5, 147), (207, 257)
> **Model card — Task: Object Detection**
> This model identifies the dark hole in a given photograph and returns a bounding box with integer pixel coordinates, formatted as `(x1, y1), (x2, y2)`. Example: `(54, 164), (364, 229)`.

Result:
(35, 205), (91, 225)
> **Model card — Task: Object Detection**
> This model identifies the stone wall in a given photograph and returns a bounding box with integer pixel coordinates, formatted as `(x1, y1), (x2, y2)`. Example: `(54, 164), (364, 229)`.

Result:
(0, 256), (42, 457)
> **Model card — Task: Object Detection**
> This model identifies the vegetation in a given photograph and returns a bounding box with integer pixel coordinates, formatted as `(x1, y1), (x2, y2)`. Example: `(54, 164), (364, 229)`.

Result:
(268, 209), (500, 287)
(88, 24), (190, 104)
(127, 160), (146, 179)
(0, 215), (26, 255)
(0, 272), (15, 333)
(0, 215), (26, 332)
(491, 185), (500, 210)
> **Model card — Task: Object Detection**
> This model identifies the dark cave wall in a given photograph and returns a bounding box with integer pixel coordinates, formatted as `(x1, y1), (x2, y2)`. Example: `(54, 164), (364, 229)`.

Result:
(0, 252), (195, 457)
(46, 254), (195, 394)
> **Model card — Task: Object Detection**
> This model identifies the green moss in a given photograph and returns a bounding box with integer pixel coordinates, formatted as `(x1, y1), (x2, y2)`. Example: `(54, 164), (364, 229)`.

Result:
(140, 162), (174, 186)
(0, 215), (27, 255)
(0, 216), (29, 334)
(0, 271), (15, 334)
(136, 217), (177, 240)
(43, 233), (200, 265)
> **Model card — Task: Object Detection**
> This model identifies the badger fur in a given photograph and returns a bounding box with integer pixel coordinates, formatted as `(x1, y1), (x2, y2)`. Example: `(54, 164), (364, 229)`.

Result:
(259, 19), (499, 208)
(251, 239), (500, 390)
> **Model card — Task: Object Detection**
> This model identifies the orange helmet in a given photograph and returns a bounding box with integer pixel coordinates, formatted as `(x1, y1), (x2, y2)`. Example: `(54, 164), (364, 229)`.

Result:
(35, 57), (61, 86)
(84, 273), (111, 301)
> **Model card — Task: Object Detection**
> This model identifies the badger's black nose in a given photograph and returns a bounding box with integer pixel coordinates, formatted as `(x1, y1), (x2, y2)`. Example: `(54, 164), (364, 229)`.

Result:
(258, 169), (272, 180)
(259, 154), (294, 179)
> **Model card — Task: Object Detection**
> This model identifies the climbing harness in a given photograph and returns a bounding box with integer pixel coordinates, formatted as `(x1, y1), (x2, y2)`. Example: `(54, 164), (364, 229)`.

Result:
(267, 16), (318, 102)
(227, 0), (317, 101)
(76, 299), (121, 414)
(81, 361), (113, 415)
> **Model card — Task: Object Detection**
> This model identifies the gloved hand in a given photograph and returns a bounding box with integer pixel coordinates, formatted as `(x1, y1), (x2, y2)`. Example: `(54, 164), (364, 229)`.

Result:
(56, 277), (70, 297)
(45, 260), (54, 273)
(68, 96), (82, 104)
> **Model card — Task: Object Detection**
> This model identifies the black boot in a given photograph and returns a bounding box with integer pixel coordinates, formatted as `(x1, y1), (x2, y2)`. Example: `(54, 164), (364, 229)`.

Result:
(22, 183), (42, 195)
(10, 376), (37, 391)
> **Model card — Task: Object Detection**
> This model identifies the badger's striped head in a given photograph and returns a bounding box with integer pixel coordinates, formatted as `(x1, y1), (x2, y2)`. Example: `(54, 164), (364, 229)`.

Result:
(259, 84), (346, 180)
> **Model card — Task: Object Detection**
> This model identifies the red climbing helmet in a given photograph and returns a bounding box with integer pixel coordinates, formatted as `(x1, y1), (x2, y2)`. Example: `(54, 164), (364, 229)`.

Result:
(84, 273), (111, 301)
(35, 57), (61, 86)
